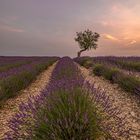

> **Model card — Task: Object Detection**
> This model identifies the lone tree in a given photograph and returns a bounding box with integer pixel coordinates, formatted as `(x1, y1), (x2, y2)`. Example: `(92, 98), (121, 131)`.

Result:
(75, 29), (100, 57)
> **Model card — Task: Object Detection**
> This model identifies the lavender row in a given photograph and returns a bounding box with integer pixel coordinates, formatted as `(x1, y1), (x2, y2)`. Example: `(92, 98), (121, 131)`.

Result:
(5, 57), (129, 139)
(92, 56), (140, 72)
(0, 56), (39, 66)
(0, 57), (58, 68)
(0, 60), (34, 73)
(0, 61), (39, 79)
(0, 57), (59, 104)
(0, 60), (47, 79)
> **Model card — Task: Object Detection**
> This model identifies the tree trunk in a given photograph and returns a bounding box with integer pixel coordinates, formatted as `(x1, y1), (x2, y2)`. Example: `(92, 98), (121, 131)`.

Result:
(77, 51), (81, 57)
(77, 49), (86, 57)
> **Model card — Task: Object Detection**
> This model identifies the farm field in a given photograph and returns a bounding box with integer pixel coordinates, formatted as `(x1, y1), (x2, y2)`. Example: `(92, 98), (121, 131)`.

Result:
(0, 56), (139, 139)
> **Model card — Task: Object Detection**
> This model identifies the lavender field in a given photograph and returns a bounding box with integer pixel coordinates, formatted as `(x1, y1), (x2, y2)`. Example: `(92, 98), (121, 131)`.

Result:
(0, 56), (139, 140)
(1, 0), (140, 139)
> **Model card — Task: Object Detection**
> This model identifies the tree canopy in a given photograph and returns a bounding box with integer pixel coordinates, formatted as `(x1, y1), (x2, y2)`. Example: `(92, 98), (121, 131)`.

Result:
(75, 29), (100, 57)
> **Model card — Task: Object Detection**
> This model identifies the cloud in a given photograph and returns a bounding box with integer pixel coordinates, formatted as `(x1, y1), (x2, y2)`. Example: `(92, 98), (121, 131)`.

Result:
(126, 40), (137, 46)
(103, 34), (119, 41)
(0, 25), (25, 33)
(129, 40), (136, 45)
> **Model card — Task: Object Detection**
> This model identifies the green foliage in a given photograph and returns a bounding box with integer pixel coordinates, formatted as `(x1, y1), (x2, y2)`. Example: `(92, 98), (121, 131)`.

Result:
(0, 62), (54, 105)
(74, 57), (94, 69)
(0, 71), (34, 100)
(33, 88), (105, 140)
(93, 64), (104, 76)
(83, 60), (93, 69)
(93, 64), (120, 81)
(93, 63), (140, 94)
(75, 29), (100, 57)
(118, 61), (140, 72)
(75, 57), (91, 66)
(118, 76), (140, 93)
(103, 68), (121, 82)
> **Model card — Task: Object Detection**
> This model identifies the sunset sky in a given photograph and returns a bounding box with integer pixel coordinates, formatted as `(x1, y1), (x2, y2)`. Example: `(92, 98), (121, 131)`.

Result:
(0, 0), (140, 57)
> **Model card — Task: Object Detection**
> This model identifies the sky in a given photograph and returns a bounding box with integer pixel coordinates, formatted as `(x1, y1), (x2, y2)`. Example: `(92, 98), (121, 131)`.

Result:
(0, 0), (140, 57)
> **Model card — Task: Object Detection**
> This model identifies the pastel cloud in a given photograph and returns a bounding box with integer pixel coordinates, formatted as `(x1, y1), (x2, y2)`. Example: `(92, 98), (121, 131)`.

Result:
(103, 34), (119, 41)
(0, 25), (25, 33)
(126, 40), (137, 46)
(130, 40), (136, 45)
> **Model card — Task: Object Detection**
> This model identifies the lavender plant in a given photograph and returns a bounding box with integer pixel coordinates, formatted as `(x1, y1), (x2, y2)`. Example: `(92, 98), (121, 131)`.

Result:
(92, 56), (140, 72)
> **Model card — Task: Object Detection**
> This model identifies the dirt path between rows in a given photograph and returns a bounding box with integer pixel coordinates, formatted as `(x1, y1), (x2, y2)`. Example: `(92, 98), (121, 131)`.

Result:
(79, 65), (140, 140)
(0, 62), (57, 139)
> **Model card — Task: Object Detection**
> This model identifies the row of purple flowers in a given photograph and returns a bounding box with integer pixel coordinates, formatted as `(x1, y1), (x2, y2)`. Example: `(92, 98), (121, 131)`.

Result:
(92, 56), (140, 72)
(0, 57), (59, 79)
